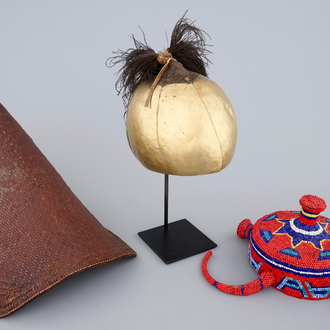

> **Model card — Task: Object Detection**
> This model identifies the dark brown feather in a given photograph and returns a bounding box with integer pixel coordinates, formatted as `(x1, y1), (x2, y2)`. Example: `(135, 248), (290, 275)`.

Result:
(106, 12), (212, 109)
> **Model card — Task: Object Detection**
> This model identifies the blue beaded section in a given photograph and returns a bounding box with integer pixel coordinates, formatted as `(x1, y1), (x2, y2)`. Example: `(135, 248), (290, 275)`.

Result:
(263, 213), (278, 221)
(244, 223), (253, 238)
(301, 208), (320, 220)
(318, 250), (330, 261)
(277, 277), (308, 298)
(276, 218), (330, 249)
(249, 245), (262, 272)
(278, 248), (301, 259)
(260, 230), (274, 244)
(306, 282), (330, 299)
(276, 277), (330, 299)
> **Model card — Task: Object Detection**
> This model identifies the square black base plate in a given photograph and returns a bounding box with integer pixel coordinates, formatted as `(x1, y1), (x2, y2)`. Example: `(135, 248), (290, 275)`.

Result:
(138, 219), (217, 264)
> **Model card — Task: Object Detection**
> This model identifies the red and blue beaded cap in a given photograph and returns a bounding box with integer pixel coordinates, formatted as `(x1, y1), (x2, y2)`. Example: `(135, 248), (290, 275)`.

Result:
(202, 195), (330, 299)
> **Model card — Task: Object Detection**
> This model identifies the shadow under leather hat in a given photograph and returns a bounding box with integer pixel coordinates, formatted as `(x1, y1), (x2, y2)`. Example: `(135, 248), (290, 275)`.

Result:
(0, 104), (136, 317)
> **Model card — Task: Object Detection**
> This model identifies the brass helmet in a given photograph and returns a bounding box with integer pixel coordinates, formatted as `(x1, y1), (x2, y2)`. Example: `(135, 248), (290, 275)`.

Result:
(108, 13), (237, 176)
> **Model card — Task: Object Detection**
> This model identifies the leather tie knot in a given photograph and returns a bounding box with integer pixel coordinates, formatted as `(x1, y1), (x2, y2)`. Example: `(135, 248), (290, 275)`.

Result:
(157, 50), (173, 65)
(145, 51), (176, 107)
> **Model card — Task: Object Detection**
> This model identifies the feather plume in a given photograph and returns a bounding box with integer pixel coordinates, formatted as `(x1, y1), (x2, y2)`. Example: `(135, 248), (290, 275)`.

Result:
(106, 11), (212, 109)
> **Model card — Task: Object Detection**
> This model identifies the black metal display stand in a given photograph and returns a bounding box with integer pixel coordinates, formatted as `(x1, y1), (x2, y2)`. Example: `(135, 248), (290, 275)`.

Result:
(138, 174), (217, 264)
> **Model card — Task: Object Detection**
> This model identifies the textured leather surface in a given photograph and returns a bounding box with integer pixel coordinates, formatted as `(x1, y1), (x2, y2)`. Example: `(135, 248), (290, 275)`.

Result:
(0, 104), (136, 317)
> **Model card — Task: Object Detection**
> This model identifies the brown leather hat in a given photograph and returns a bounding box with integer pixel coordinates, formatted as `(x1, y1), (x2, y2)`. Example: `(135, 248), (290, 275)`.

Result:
(0, 104), (136, 317)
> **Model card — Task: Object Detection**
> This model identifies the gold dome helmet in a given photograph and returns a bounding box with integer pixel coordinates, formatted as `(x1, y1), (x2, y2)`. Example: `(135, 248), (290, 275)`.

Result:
(108, 13), (237, 176)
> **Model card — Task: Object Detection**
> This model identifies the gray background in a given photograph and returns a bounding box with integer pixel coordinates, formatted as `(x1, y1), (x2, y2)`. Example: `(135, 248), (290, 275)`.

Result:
(1, 0), (330, 329)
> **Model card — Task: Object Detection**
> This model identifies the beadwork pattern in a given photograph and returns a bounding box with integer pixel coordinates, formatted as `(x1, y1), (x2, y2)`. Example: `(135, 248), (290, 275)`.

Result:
(202, 195), (330, 299)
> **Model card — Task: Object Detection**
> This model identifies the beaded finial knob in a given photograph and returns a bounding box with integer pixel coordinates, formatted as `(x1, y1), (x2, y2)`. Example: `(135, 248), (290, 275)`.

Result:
(299, 195), (327, 226)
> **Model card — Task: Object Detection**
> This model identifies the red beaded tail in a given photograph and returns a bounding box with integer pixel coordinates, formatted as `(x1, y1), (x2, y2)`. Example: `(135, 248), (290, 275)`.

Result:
(202, 251), (276, 296)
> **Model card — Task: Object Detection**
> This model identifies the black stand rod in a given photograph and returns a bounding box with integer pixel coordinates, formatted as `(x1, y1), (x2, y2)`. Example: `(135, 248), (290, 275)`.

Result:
(164, 174), (169, 231)
(138, 173), (217, 264)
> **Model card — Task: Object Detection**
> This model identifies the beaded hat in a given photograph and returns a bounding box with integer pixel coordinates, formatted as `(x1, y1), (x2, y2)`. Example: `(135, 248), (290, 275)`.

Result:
(202, 195), (330, 299)
(0, 104), (136, 317)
